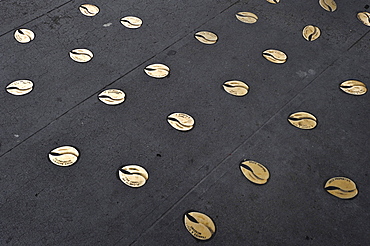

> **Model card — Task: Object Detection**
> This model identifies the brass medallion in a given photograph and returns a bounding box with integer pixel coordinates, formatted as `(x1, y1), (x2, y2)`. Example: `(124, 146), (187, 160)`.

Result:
(340, 80), (367, 96)
(235, 12), (258, 24)
(194, 31), (218, 45)
(357, 12), (370, 26)
(288, 112), (317, 130)
(262, 49), (287, 64)
(98, 89), (126, 105)
(49, 146), (79, 167)
(222, 80), (249, 96)
(120, 16), (143, 29)
(266, 0), (280, 4)
(69, 49), (93, 63)
(14, 29), (35, 43)
(118, 165), (148, 188)
(6, 80), (33, 96)
(144, 64), (170, 78)
(239, 160), (270, 185)
(302, 25), (321, 41)
(167, 113), (195, 131)
(319, 0), (337, 12)
(79, 4), (100, 16)
(184, 211), (216, 241)
(324, 177), (358, 199)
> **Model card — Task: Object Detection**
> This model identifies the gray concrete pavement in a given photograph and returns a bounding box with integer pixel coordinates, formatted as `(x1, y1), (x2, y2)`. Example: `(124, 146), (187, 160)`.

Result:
(1, 0), (369, 245)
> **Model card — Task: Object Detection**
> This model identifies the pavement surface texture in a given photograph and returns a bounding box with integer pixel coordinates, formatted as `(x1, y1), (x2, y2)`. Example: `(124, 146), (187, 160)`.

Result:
(1, 0), (369, 245)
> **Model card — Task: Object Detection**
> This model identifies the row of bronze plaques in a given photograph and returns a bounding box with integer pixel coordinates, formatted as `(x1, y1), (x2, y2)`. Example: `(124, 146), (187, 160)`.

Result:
(3, 80), (366, 130)
(77, 1), (367, 15)
(49, 146), (358, 241)
(5, 78), (368, 98)
(12, 0), (370, 44)
(13, 10), (370, 44)
(48, 148), (359, 200)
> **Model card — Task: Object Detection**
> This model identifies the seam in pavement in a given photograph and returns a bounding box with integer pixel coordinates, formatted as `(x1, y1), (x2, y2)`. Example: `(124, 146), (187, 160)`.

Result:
(347, 29), (370, 51)
(0, 0), (74, 37)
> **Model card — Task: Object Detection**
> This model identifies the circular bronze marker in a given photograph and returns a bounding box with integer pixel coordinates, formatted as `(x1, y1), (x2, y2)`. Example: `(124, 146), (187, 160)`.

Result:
(288, 112), (317, 130)
(236, 12), (258, 24)
(79, 4), (100, 16)
(222, 80), (249, 96)
(49, 146), (79, 167)
(144, 64), (170, 78)
(120, 16), (143, 29)
(319, 0), (337, 12)
(167, 113), (195, 131)
(98, 89), (126, 105)
(184, 211), (216, 241)
(266, 0), (280, 4)
(302, 25), (321, 41)
(6, 80), (33, 96)
(262, 49), (287, 64)
(239, 160), (270, 185)
(118, 165), (148, 188)
(194, 31), (218, 45)
(325, 177), (358, 199)
(14, 29), (35, 43)
(69, 49), (93, 63)
(340, 80), (367, 96)
(357, 12), (370, 26)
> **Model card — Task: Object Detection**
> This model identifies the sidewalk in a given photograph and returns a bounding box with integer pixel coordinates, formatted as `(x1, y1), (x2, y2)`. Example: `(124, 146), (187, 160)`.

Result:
(1, 0), (369, 245)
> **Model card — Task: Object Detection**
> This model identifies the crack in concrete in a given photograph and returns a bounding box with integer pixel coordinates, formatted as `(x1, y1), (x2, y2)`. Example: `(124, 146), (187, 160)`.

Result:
(347, 29), (370, 51)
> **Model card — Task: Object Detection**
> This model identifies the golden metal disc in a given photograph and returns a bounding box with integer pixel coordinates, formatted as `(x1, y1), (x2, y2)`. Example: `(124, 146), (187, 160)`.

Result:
(302, 25), (321, 41)
(262, 49), (287, 64)
(319, 0), (337, 12)
(144, 64), (170, 78)
(194, 31), (218, 45)
(14, 29), (35, 43)
(118, 165), (148, 188)
(167, 113), (195, 131)
(69, 49), (93, 63)
(98, 89), (126, 105)
(325, 177), (358, 199)
(79, 4), (100, 16)
(6, 80), (33, 96)
(340, 80), (367, 96)
(240, 160), (270, 185)
(49, 146), (79, 167)
(288, 112), (317, 130)
(120, 16), (143, 29)
(266, 0), (280, 4)
(357, 12), (370, 26)
(184, 211), (216, 241)
(235, 12), (258, 24)
(222, 80), (249, 96)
